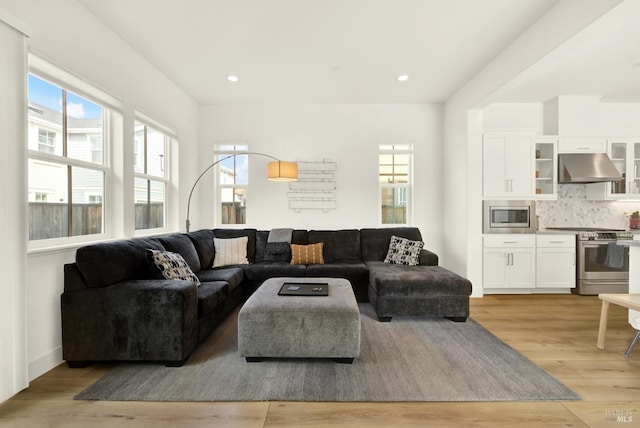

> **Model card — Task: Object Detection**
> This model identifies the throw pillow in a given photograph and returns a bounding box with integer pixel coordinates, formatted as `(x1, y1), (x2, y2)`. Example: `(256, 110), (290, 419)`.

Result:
(290, 243), (324, 265)
(384, 235), (424, 266)
(213, 236), (249, 267)
(147, 249), (200, 286)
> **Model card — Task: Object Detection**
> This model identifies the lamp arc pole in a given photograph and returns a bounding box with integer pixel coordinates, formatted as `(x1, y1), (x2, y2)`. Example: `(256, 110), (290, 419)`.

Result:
(185, 152), (293, 232)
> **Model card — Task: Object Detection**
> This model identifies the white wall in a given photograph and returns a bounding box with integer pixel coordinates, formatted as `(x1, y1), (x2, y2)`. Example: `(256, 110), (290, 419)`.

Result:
(0, 0), (200, 385)
(0, 13), (29, 402)
(198, 104), (445, 257)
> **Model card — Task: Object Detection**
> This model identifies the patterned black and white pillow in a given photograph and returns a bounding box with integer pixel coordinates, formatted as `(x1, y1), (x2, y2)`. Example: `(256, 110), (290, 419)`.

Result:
(384, 235), (424, 266)
(147, 249), (201, 286)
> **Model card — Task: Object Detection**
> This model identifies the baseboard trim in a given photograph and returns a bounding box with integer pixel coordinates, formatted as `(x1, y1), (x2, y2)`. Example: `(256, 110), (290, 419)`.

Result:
(29, 346), (63, 381)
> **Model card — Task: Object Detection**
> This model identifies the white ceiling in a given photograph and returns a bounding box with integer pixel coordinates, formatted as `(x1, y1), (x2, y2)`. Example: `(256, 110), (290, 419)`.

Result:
(492, 0), (640, 103)
(77, 0), (640, 105)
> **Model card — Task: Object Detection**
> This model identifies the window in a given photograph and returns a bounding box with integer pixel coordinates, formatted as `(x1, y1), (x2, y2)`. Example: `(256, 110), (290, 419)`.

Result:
(215, 145), (248, 224)
(27, 73), (107, 241)
(134, 120), (168, 230)
(379, 144), (413, 225)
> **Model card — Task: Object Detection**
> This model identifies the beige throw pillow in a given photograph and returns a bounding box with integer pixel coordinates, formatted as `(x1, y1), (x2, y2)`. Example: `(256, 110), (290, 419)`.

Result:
(213, 236), (249, 267)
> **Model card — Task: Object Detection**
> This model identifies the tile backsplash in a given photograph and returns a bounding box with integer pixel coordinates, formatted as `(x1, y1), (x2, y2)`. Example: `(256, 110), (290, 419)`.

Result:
(536, 184), (639, 230)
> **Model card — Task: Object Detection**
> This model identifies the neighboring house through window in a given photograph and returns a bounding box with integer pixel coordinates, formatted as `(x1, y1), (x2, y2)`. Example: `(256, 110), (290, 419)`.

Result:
(379, 143), (413, 225)
(27, 73), (108, 241)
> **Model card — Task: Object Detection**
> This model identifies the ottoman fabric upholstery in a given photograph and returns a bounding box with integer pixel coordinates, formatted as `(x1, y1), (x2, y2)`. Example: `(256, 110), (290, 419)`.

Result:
(238, 277), (360, 360)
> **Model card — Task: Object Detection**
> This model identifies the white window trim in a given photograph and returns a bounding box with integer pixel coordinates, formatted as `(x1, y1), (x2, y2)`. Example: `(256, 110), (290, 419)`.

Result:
(379, 144), (414, 226)
(133, 117), (172, 235)
(27, 65), (115, 251)
(214, 144), (248, 227)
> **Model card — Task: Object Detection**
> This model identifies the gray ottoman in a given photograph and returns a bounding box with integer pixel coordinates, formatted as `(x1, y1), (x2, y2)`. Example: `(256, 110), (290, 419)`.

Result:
(238, 277), (361, 363)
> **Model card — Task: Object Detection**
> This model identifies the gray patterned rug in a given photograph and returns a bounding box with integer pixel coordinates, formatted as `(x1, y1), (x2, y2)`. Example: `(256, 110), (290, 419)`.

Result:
(75, 304), (580, 402)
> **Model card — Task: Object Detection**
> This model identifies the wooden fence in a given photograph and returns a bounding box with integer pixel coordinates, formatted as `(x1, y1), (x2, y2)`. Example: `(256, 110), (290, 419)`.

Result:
(29, 202), (164, 240)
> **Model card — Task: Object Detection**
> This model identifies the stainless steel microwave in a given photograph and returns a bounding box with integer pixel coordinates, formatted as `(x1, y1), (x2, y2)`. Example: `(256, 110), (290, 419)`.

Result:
(483, 200), (536, 234)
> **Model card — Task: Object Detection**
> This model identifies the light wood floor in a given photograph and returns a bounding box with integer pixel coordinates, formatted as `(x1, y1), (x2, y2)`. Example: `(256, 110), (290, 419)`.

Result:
(1, 294), (639, 427)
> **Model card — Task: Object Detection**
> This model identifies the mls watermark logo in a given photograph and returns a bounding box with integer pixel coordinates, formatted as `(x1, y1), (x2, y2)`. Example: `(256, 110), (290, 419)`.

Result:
(605, 409), (633, 423)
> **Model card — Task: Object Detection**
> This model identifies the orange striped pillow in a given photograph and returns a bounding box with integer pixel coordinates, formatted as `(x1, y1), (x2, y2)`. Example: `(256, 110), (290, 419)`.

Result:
(290, 243), (324, 265)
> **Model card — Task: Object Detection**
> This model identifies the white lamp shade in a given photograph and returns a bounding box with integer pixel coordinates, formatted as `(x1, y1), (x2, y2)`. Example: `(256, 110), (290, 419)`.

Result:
(267, 161), (298, 181)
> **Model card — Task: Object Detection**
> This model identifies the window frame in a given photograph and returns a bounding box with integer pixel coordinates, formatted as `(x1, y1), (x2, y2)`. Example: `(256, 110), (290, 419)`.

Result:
(27, 69), (112, 250)
(133, 118), (171, 233)
(214, 144), (249, 226)
(379, 143), (414, 226)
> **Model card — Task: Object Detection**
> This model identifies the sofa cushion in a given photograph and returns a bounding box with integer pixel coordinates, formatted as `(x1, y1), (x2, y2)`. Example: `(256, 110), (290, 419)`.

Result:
(308, 229), (361, 263)
(366, 261), (472, 297)
(213, 229), (257, 263)
(158, 233), (201, 272)
(291, 243), (324, 265)
(384, 235), (424, 266)
(76, 238), (165, 288)
(197, 281), (229, 317)
(360, 227), (423, 262)
(306, 262), (369, 289)
(147, 249), (201, 286)
(242, 262), (307, 283)
(255, 230), (308, 262)
(187, 229), (216, 271)
(196, 267), (244, 292)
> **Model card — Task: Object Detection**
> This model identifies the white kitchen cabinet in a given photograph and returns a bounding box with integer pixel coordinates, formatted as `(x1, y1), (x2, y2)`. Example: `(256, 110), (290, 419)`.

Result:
(558, 137), (607, 153)
(483, 235), (535, 289)
(586, 138), (640, 200)
(483, 132), (535, 198)
(536, 234), (575, 288)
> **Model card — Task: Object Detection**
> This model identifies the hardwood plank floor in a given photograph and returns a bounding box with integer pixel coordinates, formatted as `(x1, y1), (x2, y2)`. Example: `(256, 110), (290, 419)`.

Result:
(1, 294), (639, 427)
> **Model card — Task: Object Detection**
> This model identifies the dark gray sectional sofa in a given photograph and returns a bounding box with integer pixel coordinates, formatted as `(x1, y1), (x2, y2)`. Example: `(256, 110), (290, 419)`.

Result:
(61, 227), (472, 367)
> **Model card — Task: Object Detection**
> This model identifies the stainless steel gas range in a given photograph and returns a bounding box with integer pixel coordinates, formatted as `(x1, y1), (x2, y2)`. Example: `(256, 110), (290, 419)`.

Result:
(546, 227), (633, 295)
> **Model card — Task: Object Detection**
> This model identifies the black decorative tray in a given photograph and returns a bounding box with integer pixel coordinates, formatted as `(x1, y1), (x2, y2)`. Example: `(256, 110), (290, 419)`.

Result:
(278, 282), (329, 296)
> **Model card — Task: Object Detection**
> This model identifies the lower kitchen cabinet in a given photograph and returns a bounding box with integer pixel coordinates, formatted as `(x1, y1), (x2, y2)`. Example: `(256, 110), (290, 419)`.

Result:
(483, 235), (535, 289)
(536, 234), (575, 288)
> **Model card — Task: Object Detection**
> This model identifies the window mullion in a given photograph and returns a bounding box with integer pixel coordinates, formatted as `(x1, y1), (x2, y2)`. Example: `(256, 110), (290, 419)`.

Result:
(67, 164), (73, 237)
(62, 89), (68, 158)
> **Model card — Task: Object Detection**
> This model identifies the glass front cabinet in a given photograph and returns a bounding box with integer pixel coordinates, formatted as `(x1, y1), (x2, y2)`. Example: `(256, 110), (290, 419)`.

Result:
(605, 138), (640, 199)
(534, 136), (557, 199)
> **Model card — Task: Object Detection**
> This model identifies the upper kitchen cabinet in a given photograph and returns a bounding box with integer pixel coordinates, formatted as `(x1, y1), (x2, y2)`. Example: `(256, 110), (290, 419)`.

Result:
(587, 138), (640, 200)
(483, 132), (535, 198)
(557, 137), (607, 153)
(535, 136), (557, 199)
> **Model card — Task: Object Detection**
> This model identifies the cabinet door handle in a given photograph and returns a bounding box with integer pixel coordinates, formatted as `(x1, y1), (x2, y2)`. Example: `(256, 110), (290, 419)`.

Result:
(549, 240), (564, 244)
(503, 241), (517, 244)
(577, 147), (590, 150)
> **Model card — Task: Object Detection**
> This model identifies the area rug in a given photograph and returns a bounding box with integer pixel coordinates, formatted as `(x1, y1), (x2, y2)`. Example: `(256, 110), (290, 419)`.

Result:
(75, 304), (580, 402)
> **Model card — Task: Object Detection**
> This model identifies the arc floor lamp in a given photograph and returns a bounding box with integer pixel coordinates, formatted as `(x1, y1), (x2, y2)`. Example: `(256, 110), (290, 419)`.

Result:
(185, 152), (298, 232)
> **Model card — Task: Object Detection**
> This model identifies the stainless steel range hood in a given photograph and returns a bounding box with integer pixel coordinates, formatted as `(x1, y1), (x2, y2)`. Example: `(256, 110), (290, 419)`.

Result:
(558, 153), (622, 183)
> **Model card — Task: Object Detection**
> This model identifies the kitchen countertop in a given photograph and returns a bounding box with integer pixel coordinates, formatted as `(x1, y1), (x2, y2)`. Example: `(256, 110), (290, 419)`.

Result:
(536, 229), (579, 235)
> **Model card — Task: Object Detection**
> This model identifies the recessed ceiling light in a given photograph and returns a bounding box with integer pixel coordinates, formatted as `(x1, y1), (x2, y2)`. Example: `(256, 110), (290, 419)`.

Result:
(226, 74), (239, 83)
(332, 66), (341, 73)
(396, 74), (409, 82)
